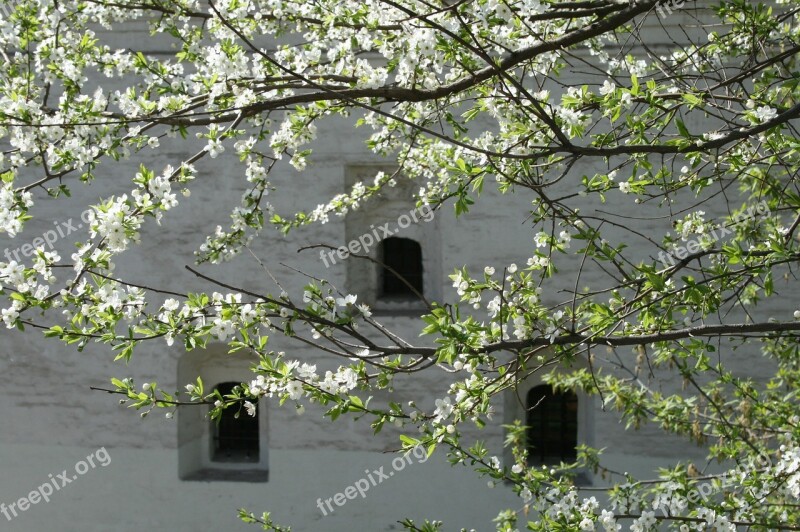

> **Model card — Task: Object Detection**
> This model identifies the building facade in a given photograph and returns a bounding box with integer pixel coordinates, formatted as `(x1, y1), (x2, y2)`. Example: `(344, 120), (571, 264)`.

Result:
(0, 4), (791, 531)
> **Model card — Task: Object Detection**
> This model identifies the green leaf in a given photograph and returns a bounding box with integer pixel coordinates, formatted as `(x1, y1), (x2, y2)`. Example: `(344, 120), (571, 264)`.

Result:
(399, 434), (419, 447)
(682, 93), (703, 108)
(676, 119), (690, 138)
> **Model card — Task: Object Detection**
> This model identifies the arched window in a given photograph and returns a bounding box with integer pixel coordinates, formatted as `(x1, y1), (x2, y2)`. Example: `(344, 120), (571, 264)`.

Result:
(526, 385), (578, 464)
(212, 382), (259, 463)
(380, 237), (423, 297)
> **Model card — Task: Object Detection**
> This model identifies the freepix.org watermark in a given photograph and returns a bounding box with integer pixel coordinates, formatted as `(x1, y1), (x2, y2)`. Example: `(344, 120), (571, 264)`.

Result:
(655, 0), (688, 18)
(319, 205), (435, 267)
(657, 200), (769, 269)
(2, 209), (92, 263)
(316, 444), (430, 516)
(0, 447), (111, 522)
(653, 453), (773, 517)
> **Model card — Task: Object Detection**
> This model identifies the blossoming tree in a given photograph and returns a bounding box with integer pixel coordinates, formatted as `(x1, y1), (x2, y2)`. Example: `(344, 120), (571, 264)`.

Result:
(1, 0), (800, 529)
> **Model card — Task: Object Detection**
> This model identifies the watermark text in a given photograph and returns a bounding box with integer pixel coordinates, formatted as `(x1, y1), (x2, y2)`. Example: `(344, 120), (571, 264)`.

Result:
(0, 447), (111, 522)
(320, 205), (435, 268)
(316, 445), (430, 516)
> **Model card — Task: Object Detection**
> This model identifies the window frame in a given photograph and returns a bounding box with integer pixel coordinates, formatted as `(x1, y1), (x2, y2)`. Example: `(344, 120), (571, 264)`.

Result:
(503, 361), (594, 485)
(343, 164), (442, 313)
(178, 345), (269, 482)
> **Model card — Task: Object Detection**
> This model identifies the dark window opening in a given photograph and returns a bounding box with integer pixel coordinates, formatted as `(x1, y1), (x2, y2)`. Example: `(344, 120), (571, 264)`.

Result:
(380, 237), (423, 297)
(526, 385), (578, 464)
(212, 382), (259, 463)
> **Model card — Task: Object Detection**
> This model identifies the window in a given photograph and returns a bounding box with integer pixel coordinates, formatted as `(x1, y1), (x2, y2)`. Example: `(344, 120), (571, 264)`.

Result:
(344, 165), (442, 310)
(212, 382), (259, 462)
(526, 385), (578, 464)
(178, 346), (269, 482)
(380, 237), (423, 297)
